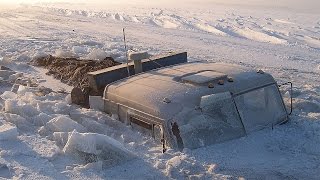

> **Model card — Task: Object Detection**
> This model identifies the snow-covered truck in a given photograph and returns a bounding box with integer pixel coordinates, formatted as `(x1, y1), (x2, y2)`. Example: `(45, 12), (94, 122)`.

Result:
(87, 52), (291, 151)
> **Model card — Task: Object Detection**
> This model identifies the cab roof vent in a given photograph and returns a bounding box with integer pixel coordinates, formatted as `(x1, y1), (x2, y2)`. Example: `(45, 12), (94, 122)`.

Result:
(181, 71), (227, 84)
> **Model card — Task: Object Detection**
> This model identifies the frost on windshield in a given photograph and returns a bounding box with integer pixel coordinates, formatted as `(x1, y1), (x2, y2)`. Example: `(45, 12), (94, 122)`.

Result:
(234, 84), (287, 133)
(178, 92), (245, 149)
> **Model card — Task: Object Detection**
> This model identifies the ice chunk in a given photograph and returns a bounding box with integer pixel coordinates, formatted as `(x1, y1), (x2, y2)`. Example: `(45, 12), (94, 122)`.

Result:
(65, 94), (72, 104)
(62, 131), (135, 167)
(32, 113), (52, 126)
(21, 104), (40, 117)
(0, 91), (17, 100)
(10, 84), (20, 93)
(63, 130), (99, 155)
(81, 118), (108, 135)
(4, 100), (19, 114)
(0, 70), (15, 80)
(52, 102), (71, 114)
(32, 51), (48, 60)
(17, 54), (31, 62)
(0, 56), (11, 66)
(72, 46), (88, 54)
(53, 132), (69, 147)
(36, 101), (56, 114)
(86, 49), (108, 60)
(8, 73), (23, 82)
(54, 49), (76, 58)
(80, 40), (103, 47)
(17, 85), (28, 95)
(4, 99), (40, 118)
(89, 96), (104, 111)
(46, 116), (86, 133)
(0, 122), (18, 140)
(2, 113), (32, 131)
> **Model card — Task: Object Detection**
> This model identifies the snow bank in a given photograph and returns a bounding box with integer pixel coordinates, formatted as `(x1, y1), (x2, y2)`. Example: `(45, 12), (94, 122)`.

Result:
(0, 121), (18, 140)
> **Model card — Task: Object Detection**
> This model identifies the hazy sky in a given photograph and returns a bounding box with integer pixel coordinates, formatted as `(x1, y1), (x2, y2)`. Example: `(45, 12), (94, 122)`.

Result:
(0, 0), (319, 13)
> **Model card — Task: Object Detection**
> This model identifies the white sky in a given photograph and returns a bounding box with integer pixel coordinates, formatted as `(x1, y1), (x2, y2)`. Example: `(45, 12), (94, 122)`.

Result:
(0, 0), (319, 13)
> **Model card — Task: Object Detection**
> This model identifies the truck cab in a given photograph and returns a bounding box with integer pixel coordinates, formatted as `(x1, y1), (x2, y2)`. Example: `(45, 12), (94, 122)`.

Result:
(101, 59), (288, 151)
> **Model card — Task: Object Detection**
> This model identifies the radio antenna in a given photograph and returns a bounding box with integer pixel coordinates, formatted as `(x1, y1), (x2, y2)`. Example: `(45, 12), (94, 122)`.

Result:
(123, 28), (130, 77)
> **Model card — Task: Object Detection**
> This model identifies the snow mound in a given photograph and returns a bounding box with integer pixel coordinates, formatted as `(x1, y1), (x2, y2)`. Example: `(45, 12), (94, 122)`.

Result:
(233, 27), (287, 44)
(61, 130), (135, 168)
(165, 154), (208, 179)
(0, 121), (18, 140)
(195, 23), (227, 36)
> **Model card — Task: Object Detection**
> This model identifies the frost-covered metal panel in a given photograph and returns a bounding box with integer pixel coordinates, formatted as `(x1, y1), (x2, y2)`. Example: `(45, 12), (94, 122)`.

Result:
(104, 62), (277, 121)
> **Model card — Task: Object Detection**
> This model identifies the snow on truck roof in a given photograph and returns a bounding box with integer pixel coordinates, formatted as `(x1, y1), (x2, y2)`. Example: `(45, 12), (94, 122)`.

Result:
(104, 62), (276, 121)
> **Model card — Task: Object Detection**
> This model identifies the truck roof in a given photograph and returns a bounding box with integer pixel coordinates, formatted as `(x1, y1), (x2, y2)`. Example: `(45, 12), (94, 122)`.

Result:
(104, 62), (276, 121)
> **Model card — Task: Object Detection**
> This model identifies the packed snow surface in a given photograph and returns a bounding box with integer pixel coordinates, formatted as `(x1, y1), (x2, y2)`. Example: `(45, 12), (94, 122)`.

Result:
(0, 1), (319, 179)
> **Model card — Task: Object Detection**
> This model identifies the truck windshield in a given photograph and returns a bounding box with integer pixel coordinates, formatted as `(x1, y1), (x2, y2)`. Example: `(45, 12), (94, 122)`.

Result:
(234, 84), (287, 133)
(177, 92), (246, 149)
